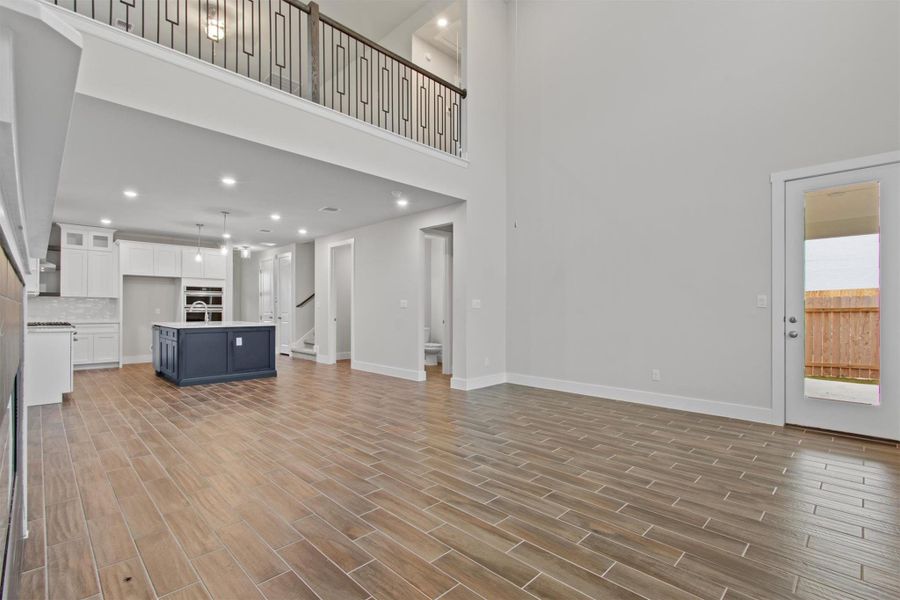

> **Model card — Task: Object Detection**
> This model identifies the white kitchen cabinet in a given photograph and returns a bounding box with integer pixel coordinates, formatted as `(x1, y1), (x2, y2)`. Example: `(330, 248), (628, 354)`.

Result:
(181, 248), (205, 278)
(93, 333), (119, 362)
(121, 243), (155, 276)
(25, 327), (74, 406)
(154, 246), (181, 277)
(72, 333), (94, 365)
(202, 250), (227, 279)
(72, 323), (120, 367)
(59, 224), (118, 298)
(61, 248), (88, 297)
(87, 251), (116, 297)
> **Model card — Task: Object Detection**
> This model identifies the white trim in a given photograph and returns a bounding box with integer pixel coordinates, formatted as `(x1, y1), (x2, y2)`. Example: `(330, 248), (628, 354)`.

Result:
(122, 354), (151, 364)
(45, 3), (469, 167)
(336, 352), (351, 360)
(770, 151), (900, 426)
(316, 354), (334, 365)
(352, 360), (426, 382)
(451, 372), (508, 391)
(507, 373), (774, 424)
(326, 238), (354, 365)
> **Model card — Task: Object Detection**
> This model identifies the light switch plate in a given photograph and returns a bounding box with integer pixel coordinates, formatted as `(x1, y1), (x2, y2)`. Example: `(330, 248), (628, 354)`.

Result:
(400, 299), (409, 309)
(472, 299), (482, 309)
(236, 337), (243, 346)
(757, 294), (768, 308)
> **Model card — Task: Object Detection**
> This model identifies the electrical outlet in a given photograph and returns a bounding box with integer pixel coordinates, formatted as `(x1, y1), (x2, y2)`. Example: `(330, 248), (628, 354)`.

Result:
(399, 299), (408, 309)
(651, 369), (661, 381)
(757, 294), (768, 308)
(472, 299), (482, 309)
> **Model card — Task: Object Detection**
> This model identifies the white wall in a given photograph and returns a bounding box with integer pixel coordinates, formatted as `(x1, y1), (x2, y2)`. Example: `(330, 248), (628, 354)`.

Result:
(506, 0), (900, 421)
(412, 35), (459, 87)
(428, 235), (445, 343)
(294, 242), (315, 340)
(122, 276), (179, 360)
(315, 203), (465, 380)
(334, 244), (352, 356)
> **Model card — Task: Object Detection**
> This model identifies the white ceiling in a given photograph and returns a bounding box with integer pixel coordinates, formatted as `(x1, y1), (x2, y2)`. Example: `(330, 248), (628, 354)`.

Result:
(54, 95), (461, 249)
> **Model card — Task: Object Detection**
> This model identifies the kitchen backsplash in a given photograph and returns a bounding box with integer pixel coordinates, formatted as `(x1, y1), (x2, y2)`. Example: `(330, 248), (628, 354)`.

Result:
(28, 297), (118, 322)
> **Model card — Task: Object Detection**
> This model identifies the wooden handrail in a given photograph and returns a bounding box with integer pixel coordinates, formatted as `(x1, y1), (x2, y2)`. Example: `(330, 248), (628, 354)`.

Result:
(293, 0), (467, 98)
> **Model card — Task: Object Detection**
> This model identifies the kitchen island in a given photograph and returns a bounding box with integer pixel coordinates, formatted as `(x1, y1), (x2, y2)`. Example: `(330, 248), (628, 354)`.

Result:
(152, 321), (276, 386)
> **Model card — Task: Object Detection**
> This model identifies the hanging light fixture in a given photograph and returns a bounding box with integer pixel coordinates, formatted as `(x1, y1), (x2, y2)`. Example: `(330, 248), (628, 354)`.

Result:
(240, 246), (250, 259)
(195, 224), (204, 262)
(220, 211), (230, 255)
(206, 3), (224, 41)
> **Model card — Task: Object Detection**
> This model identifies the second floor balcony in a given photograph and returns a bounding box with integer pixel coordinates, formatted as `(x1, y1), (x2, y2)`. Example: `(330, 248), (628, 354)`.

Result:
(48, 0), (467, 158)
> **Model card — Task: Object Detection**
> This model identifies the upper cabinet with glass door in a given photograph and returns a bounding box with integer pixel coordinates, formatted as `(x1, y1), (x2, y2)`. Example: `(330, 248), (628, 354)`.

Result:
(60, 224), (115, 252)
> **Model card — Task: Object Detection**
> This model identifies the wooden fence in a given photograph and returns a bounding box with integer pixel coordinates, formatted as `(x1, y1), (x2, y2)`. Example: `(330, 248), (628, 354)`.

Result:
(805, 288), (879, 381)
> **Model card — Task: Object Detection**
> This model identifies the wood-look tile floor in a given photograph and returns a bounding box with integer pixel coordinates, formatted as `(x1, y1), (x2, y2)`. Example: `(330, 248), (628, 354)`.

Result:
(20, 357), (900, 600)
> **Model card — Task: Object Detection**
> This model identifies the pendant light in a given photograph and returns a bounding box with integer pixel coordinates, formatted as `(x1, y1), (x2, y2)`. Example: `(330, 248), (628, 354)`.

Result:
(195, 224), (204, 262)
(240, 246), (250, 259)
(220, 211), (230, 255)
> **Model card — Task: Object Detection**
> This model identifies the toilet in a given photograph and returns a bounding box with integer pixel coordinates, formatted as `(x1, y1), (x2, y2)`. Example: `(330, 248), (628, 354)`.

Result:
(424, 327), (442, 365)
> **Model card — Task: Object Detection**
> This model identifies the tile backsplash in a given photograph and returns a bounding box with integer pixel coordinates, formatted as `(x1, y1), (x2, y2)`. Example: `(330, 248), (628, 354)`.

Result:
(27, 297), (118, 322)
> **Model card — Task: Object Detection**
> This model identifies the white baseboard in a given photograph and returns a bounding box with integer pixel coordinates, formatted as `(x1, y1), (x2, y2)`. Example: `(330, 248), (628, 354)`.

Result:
(336, 352), (351, 360)
(451, 372), (508, 391)
(352, 360), (426, 382)
(292, 351), (317, 361)
(506, 372), (774, 424)
(122, 354), (152, 364)
(317, 355), (335, 365)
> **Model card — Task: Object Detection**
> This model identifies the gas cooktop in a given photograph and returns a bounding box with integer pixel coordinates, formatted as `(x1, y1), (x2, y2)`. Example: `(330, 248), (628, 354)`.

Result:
(28, 321), (74, 327)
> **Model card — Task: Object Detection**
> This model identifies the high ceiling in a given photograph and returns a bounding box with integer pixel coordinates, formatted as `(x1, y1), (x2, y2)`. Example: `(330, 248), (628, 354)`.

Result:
(53, 95), (462, 249)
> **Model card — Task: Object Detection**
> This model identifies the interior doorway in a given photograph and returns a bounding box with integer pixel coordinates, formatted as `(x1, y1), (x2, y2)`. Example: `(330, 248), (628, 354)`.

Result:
(259, 256), (274, 323)
(774, 155), (900, 440)
(276, 252), (293, 355)
(421, 225), (453, 381)
(328, 240), (354, 364)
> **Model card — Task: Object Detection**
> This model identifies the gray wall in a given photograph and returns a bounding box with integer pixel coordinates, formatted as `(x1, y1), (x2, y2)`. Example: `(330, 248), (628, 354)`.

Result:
(122, 276), (179, 360)
(334, 244), (352, 356)
(506, 0), (900, 417)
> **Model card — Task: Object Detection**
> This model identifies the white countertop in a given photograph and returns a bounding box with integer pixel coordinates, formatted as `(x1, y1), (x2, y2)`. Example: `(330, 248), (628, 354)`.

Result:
(153, 321), (274, 329)
(27, 325), (75, 333)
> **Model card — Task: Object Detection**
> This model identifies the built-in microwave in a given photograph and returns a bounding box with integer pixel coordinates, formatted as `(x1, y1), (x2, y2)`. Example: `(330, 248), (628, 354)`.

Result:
(185, 285), (223, 307)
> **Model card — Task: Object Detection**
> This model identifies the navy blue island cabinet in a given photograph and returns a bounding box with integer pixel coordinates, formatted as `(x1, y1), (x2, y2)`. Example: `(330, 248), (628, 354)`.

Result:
(152, 322), (276, 386)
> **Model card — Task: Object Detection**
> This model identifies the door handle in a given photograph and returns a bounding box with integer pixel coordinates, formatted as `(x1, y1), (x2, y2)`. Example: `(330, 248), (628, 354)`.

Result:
(788, 331), (799, 338)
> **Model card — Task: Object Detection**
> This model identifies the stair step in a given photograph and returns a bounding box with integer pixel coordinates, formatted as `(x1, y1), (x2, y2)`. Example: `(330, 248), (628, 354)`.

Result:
(294, 347), (316, 355)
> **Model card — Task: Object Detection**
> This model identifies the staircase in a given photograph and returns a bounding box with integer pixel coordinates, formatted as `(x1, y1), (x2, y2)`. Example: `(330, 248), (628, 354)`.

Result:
(292, 328), (317, 360)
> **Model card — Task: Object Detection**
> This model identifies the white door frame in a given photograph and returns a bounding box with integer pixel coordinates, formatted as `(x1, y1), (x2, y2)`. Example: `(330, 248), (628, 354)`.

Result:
(770, 151), (900, 426)
(421, 229), (453, 378)
(326, 239), (354, 365)
(275, 251), (293, 355)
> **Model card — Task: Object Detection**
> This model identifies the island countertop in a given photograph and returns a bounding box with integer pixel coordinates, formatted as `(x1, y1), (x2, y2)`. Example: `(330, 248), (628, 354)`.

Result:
(152, 321), (274, 329)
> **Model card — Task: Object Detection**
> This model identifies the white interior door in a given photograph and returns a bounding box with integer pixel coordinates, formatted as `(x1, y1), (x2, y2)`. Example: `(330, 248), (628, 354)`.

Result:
(785, 162), (900, 440)
(276, 253), (292, 355)
(259, 257), (274, 323)
(442, 235), (453, 375)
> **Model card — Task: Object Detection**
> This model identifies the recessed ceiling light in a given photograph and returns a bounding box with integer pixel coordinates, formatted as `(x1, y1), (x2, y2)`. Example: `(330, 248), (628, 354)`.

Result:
(100, 218), (112, 225)
(396, 198), (409, 208)
(270, 213), (281, 221)
(221, 176), (236, 186)
(319, 207), (340, 213)
(123, 189), (138, 199)
(437, 17), (448, 28)
(298, 228), (308, 235)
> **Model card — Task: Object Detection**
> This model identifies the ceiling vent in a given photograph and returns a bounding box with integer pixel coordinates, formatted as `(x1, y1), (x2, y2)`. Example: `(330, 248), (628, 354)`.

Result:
(319, 207), (340, 213)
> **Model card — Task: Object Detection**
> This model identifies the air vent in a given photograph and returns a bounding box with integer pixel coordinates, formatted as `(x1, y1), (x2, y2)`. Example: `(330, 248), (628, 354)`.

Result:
(258, 228), (272, 233)
(319, 207), (340, 213)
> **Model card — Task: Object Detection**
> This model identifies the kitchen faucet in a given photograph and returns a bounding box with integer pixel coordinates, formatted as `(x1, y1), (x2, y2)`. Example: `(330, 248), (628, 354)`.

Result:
(189, 300), (210, 322)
